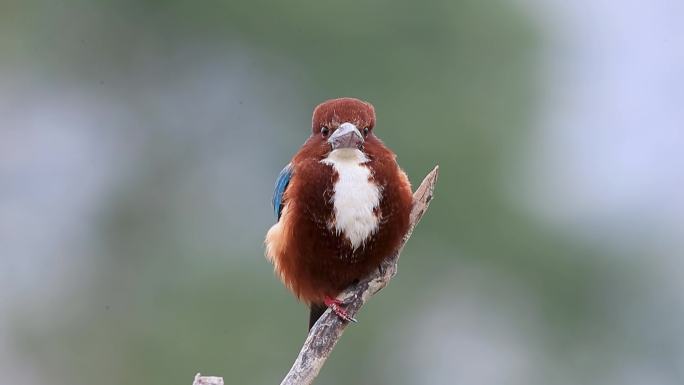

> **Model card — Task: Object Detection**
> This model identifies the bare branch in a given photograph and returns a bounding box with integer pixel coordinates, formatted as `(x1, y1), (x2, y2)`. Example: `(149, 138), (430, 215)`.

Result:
(193, 373), (224, 385)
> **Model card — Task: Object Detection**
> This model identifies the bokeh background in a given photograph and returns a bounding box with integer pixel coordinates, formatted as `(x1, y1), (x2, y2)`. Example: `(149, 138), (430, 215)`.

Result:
(2, 1), (683, 384)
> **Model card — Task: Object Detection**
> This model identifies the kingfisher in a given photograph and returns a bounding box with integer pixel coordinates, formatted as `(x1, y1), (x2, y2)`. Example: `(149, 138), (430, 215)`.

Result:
(265, 97), (413, 329)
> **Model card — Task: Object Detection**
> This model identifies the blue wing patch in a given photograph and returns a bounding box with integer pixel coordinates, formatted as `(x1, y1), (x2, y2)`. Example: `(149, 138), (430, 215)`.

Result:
(272, 163), (293, 220)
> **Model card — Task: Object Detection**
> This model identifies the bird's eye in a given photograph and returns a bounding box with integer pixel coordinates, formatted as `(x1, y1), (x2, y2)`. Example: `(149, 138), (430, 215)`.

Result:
(321, 127), (330, 137)
(363, 127), (370, 136)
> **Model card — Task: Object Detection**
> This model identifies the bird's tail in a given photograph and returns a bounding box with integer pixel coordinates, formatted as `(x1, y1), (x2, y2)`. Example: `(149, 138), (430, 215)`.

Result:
(309, 303), (327, 330)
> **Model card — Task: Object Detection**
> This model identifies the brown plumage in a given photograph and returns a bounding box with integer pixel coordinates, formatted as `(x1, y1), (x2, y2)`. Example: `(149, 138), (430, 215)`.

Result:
(265, 98), (413, 327)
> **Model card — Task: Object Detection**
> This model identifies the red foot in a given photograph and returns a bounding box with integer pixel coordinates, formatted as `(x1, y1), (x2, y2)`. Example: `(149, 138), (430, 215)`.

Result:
(324, 296), (358, 323)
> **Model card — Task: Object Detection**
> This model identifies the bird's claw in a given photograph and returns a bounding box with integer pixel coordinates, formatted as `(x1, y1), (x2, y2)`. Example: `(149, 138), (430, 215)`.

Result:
(324, 296), (358, 323)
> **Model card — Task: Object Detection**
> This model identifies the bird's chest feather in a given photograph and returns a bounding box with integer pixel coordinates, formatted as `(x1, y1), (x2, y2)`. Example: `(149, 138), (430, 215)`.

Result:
(320, 149), (381, 250)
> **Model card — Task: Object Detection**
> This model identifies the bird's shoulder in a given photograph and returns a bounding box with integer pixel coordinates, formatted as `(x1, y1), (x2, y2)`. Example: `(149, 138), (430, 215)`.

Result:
(272, 163), (294, 220)
(290, 157), (335, 185)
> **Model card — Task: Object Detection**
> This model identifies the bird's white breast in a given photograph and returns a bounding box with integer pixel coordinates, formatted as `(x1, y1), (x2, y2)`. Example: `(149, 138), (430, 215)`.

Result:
(321, 148), (381, 250)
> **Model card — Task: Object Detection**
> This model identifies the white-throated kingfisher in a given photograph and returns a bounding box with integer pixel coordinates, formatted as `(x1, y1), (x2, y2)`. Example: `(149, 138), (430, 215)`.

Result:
(265, 97), (413, 329)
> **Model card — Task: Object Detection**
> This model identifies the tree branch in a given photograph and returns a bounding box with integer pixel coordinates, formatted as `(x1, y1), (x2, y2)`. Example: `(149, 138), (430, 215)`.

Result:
(191, 165), (439, 385)
(193, 373), (223, 385)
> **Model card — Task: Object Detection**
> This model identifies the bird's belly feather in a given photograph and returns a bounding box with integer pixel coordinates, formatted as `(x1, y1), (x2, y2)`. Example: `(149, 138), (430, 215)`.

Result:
(265, 150), (412, 304)
(321, 149), (380, 250)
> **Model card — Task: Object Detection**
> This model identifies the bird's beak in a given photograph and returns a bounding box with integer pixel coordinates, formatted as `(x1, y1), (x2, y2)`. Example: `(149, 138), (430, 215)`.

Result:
(328, 123), (364, 150)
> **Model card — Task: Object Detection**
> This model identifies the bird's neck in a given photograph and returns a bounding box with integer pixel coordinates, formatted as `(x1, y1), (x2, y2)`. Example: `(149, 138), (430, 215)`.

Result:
(323, 148), (368, 163)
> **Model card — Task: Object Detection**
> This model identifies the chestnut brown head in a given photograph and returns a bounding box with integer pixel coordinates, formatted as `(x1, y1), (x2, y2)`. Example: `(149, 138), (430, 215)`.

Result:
(311, 98), (376, 150)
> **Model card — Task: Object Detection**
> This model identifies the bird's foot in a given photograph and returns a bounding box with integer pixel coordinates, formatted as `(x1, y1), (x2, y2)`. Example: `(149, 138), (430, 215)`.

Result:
(324, 296), (358, 323)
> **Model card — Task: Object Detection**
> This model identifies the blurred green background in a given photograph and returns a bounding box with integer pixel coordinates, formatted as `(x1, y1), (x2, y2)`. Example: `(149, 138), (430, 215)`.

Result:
(2, 1), (683, 384)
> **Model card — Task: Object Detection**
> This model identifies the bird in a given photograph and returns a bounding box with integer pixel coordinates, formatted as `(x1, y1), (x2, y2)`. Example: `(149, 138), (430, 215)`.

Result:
(265, 97), (414, 329)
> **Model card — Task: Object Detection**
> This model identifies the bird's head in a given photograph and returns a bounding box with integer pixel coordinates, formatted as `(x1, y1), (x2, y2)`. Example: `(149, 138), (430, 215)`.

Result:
(300, 98), (376, 159)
